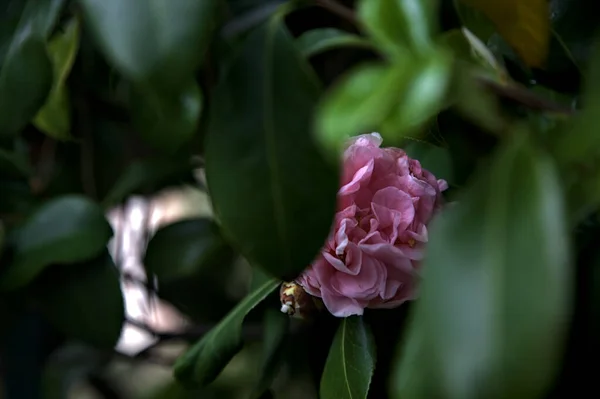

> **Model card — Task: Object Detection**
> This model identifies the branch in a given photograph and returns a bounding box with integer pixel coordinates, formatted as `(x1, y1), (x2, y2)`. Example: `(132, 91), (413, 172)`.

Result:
(315, 0), (359, 26)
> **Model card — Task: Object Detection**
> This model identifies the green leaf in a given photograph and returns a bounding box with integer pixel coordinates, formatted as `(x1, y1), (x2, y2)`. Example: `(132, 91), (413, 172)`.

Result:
(358, 0), (437, 58)
(33, 17), (80, 140)
(205, 17), (338, 280)
(457, 0), (550, 67)
(145, 218), (231, 282)
(0, 147), (32, 179)
(173, 278), (280, 387)
(36, 252), (125, 349)
(252, 309), (290, 398)
(403, 140), (454, 185)
(0, 195), (113, 291)
(79, 0), (219, 90)
(101, 157), (197, 208)
(0, 0), (65, 137)
(452, 0), (496, 43)
(131, 80), (203, 153)
(296, 28), (373, 58)
(320, 316), (376, 399)
(396, 132), (571, 399)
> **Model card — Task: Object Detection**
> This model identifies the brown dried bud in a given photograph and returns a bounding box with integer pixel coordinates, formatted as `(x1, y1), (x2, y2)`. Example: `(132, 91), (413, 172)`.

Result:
(279, 281), (322, 320)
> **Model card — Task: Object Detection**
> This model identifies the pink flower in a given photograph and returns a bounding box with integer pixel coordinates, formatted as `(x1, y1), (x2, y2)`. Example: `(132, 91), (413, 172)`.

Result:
(296, 133), (448, 317)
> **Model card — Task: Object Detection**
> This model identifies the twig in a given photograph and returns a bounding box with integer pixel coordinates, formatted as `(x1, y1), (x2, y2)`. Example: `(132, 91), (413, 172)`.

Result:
(315, 0), (359, 26)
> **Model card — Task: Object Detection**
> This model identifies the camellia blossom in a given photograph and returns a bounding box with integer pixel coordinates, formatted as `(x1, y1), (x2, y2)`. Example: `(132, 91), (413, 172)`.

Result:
(295, 133), (448, 317)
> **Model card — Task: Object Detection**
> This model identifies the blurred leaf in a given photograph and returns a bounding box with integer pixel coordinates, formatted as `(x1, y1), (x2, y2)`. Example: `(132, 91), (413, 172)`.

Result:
(320, 316), (376, 399)
(0, 0), (66, 137)
(252, 309), (290, 399)
(205, 17), (338, 280)
(79, 0), (219, 90)
(131, 80), (203, 153)
(458, 0), (550, 67)
(0, 195), (113, 291)
(440, 28), (506, 78)
(396, 132), (571, 399)
(36, 252), (124, 348)
(173, 278), (279, 387)
(296, 28), (373, 58)
(33, 17), (80, 140)
(145, 218), (230, 282)
(379, 49), (453, 143)
(102, 157), (198, 207)
(0, 147), (32, 178)
(358, 0), (437, 57)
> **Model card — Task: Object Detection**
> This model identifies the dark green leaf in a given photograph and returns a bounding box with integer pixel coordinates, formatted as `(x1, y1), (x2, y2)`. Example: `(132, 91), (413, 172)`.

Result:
(252, 309), (289, 398)
(452, 0), (496, 43)
(145, 218), (231, 282)
(0, 0), (65, 137)
(101, 157), (197, 208)
(320, 316), (376, 399)
(358, 0), (437, 57)
(205, 17), (338, 279)
(0, 147), (32, 178)
(396, 132), (571, 399)
(131, 80), (203, 153)
(173, 278), (279, 386)
(36, 252), (124, 348)
(79, 0), (220, 90)
(33, 17), (80, 140)
(403, 140), (454, 185)
(296, 28), (373, 58)
(0, 195), (113, 291)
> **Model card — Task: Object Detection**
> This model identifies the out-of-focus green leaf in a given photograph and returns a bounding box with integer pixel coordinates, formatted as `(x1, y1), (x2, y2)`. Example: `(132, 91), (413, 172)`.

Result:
(205, 17), (338, 280)
(358, 0), (437, 57)
(440, 28), (506, 78)
(145, 218), (231, 282)
(0, 147), (32, 178)
(251, 309), (289, 399)
(79, 0), (219, 90)
(36, 252), (124, 349)
(403, 140), (454, 185)
(296, 28), (373, 58)
(33, 17), (80, 140)
(320, 316), (376, 399)
(173, 278), (279, 387)
(0, 195), (113, 291)
(102, 157), (198, 207)
(0, 0), (65, 137)
(452, 0), (496, 43)
(131, 80), (203, 153)
(394, 131), (571, 399)
(457, 0), (550, 67)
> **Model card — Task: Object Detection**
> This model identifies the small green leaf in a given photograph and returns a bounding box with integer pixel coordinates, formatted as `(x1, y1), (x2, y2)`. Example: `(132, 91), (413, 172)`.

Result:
(320, 316), (376, 399)
(33, 17), (80, 140)
(296, 28), (373, 58)
(36, 251), (125, 348)
(79, 0), (219, 90)
(396, 132), (571, 398)
(358, 0), (437, 57)
(131, 80), (203, 153)
(0, 195), (113, 291)
(173, 278), (280, 386)
(205, 17), (338, 280)
(0, 0), (65, 137)
(252, 309), (290, 398)
(145, 218), (231, 282)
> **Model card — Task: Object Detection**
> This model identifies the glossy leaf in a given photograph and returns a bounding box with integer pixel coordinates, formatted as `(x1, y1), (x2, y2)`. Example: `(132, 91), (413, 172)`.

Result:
(358, 0), (437, 57)
(458, 0), (550, 67)
(296, 28), (373, 58)
(131, 80), (203, 153)
(0, 0), (65, 137)
(33, 17), (80, 140)
(205, 17), (338, 279)
(173, 278), (280, 387)
(144, 218), (231, 282)
(0, 195), (113, 291)
(36, 252), (125, 349)
(396, 132), (571, 399)
(320, 316), (376, 399)
(79, 0), (219, 89)
(252, 309), (290, 398)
